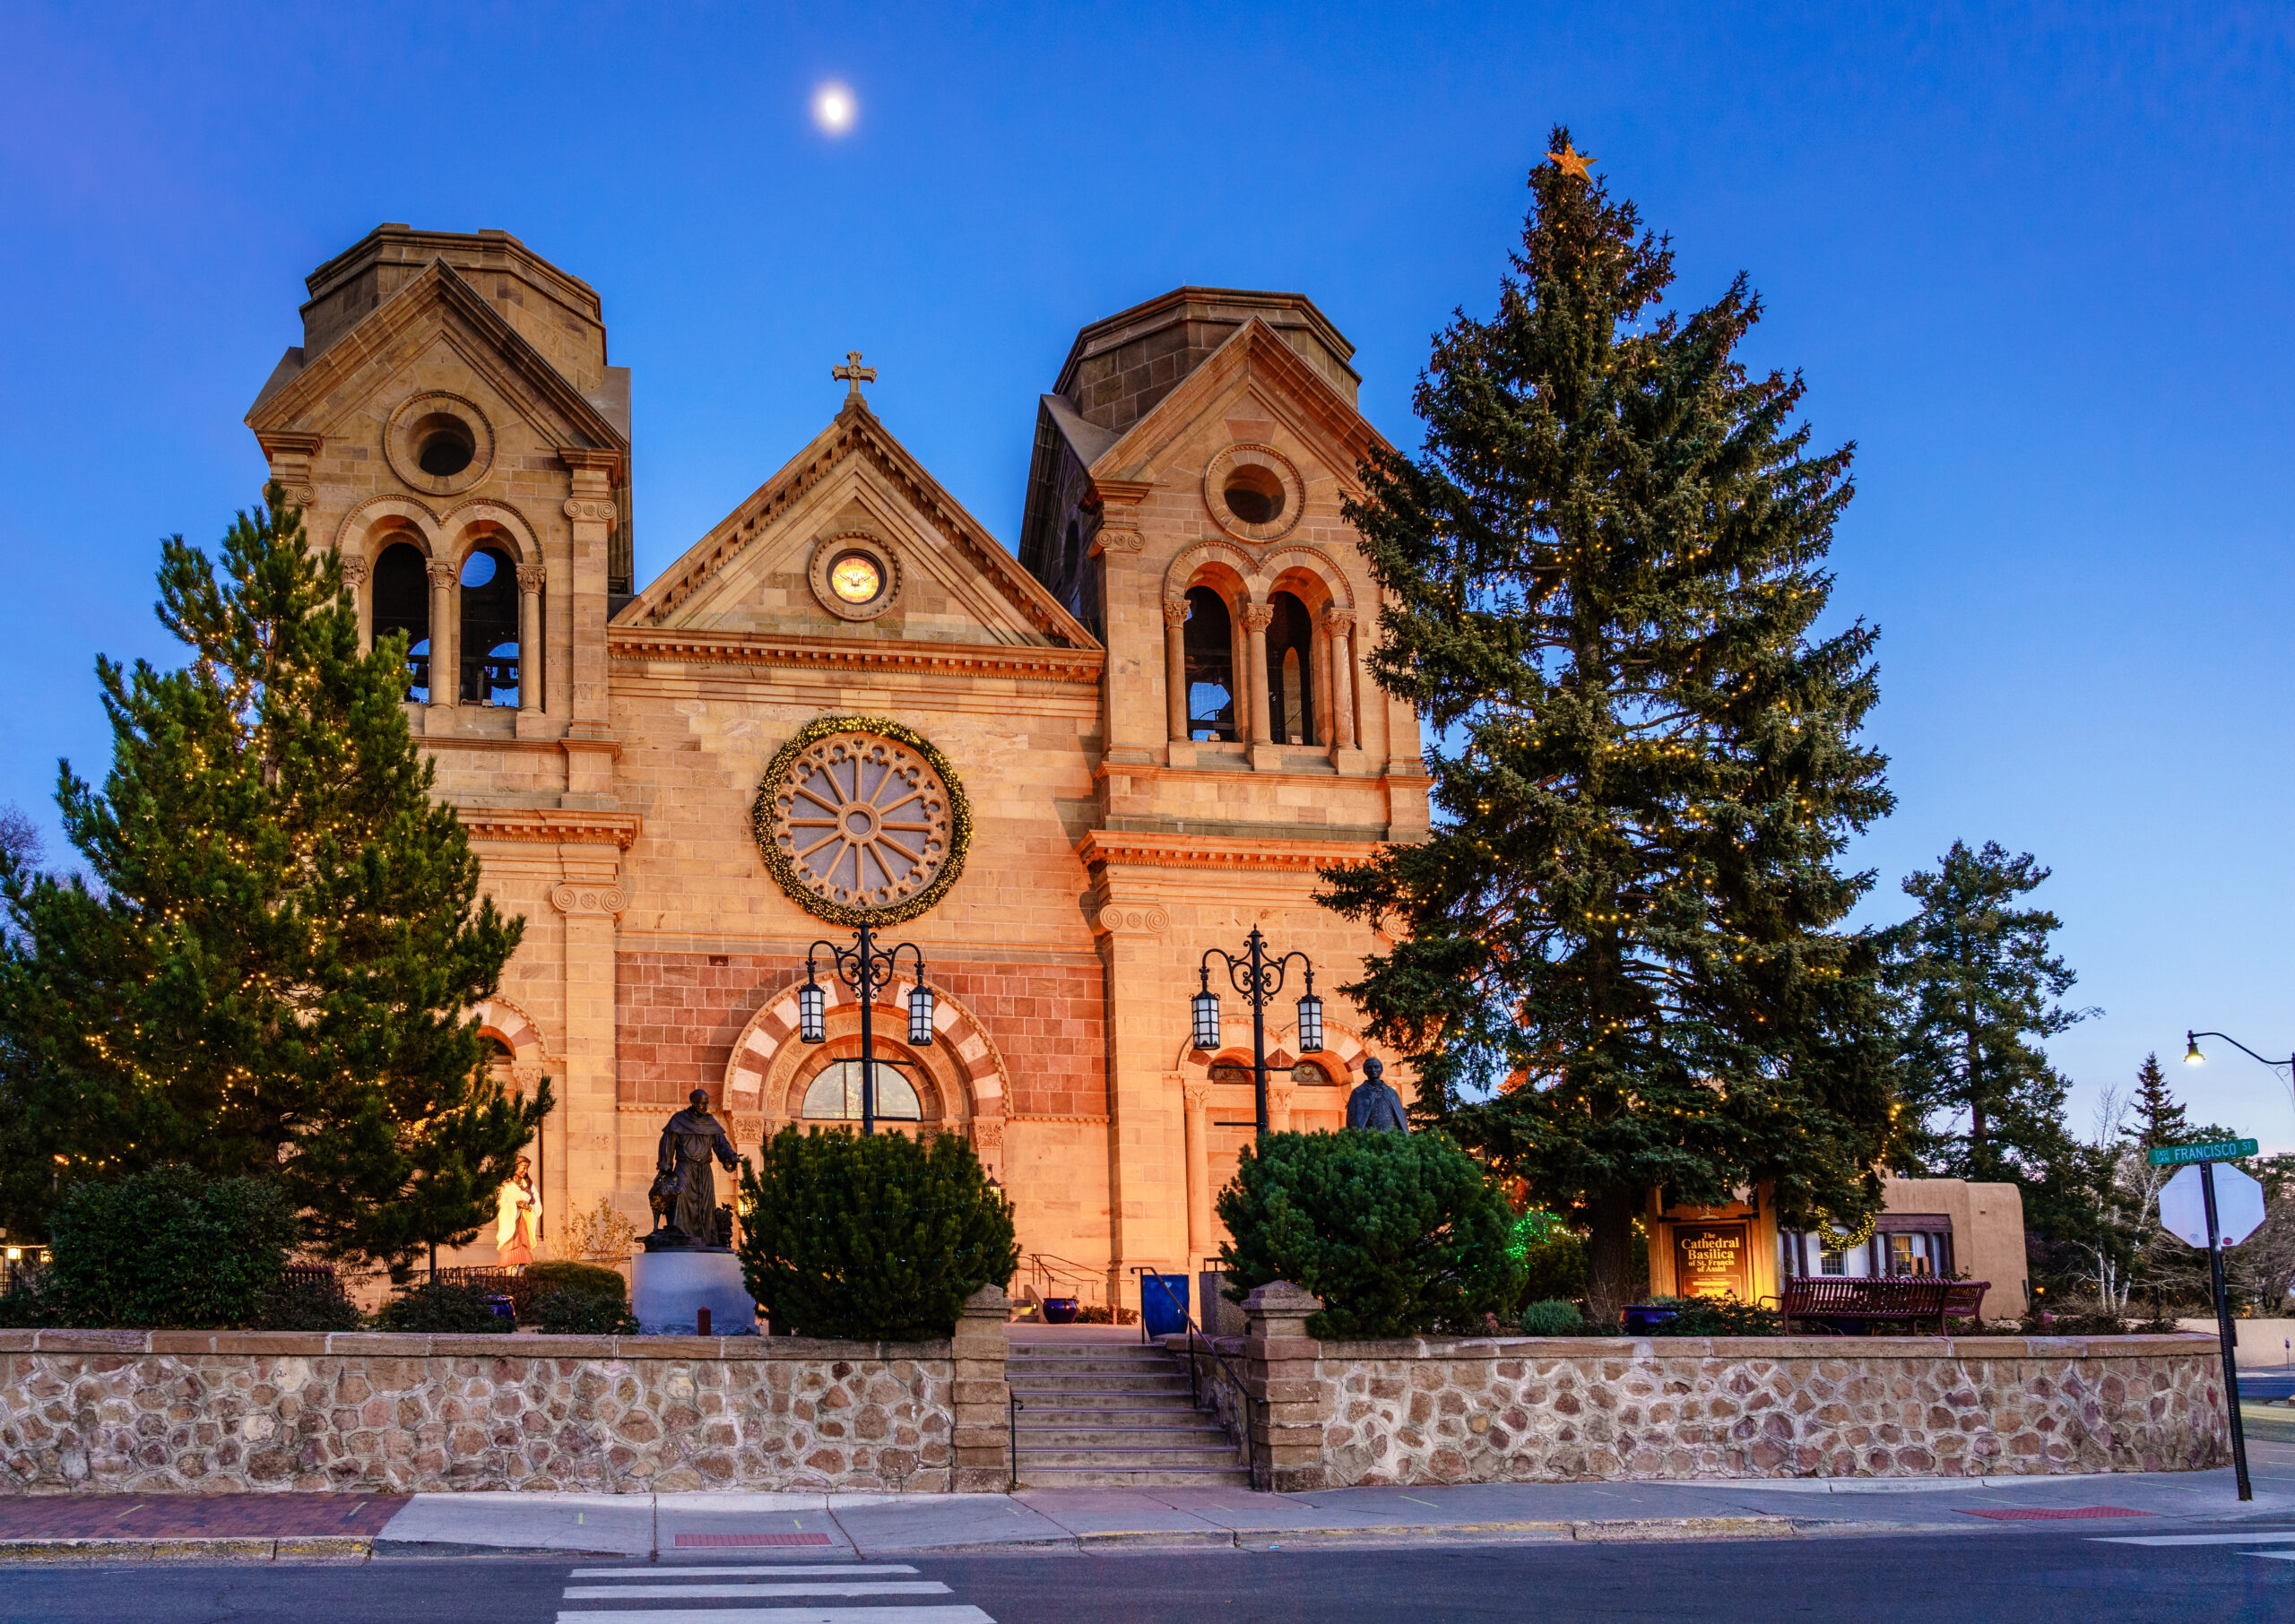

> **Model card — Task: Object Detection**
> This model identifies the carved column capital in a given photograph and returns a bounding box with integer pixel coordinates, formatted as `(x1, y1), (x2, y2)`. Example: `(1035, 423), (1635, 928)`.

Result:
(1089, 526), (1144, 557)
(338, 555), (370, 589)
(426, 560), (459, 591)
(516, 563), (547, 593)
(550, 882), (632, 917)
(1162, 599), (1191, 628)
(562, 497), (618, 528)
(1240, 603), (1276, 632)
(1182, 1077), (1213, 1110)
(1318, 605), (1355, 634)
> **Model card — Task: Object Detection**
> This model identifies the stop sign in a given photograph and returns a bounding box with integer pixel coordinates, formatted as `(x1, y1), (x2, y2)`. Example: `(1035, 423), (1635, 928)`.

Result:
(2159, 1162), (2266, 1249)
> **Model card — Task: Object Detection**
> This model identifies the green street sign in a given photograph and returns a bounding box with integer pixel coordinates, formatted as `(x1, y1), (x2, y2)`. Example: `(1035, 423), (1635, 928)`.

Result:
(2148, 1138), (2259, 1167)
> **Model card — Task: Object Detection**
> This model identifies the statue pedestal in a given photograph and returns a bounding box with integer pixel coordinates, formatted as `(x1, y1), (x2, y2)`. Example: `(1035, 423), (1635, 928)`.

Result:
(631, 1250), (757, 1335)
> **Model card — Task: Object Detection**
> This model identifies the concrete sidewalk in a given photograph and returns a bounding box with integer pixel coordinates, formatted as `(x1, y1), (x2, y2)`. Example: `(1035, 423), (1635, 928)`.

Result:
(6, 1456), (2293, 1565)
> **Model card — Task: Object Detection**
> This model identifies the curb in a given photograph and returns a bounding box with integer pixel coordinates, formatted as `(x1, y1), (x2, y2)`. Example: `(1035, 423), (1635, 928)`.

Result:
(0, 1535), (373, 1566)
(890, 1514), (1811, 1552)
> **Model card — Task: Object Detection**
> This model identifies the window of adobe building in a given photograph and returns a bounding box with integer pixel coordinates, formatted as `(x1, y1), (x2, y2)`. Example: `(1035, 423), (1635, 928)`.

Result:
(1264, 591), (1317, 745)
(370, 541), (431, 703)
(801, 1059), (924, 1121)
(459, 546), (521, 706)
(1183, 586), (1237, 740)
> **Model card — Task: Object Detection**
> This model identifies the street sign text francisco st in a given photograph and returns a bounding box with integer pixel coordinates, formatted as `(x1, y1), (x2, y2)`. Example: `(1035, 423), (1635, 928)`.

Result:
(2147, 1138), (2259, 1167)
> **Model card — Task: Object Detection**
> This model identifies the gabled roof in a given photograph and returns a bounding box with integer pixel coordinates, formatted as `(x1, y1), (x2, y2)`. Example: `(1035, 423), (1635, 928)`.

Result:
(1086, 313), (1386, 489)
(244, 257), (628, 465)
(619, 399), (1098, 650)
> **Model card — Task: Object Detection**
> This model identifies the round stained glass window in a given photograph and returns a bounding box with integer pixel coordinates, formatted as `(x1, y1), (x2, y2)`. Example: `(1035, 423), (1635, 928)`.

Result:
(753, 718), (972, 926)
(828, 552), (884, 604)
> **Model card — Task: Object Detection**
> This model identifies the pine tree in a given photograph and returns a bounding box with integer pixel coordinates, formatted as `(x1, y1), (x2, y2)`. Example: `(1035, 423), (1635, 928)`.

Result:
(0, 487), (549, 1278)
(1882, 840), (2091, 1182)
(2128, 1051), (2189, 1149)
(1318, 129), (1899, 1329)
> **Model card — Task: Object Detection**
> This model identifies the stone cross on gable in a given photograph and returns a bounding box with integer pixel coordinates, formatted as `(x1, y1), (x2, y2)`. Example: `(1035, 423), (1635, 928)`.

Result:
(833, 350), (878, 402)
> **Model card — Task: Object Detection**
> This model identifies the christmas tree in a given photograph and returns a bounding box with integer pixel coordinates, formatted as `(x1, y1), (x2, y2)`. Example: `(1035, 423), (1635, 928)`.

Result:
(1883, 840), (2090, 1181)
(1319, 129), (1899, 1326)
(0, 488), (549, 1277)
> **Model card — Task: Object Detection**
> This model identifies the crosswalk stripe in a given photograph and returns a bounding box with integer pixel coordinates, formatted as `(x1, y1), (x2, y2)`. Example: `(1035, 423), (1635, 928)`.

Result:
(557, 1611), (992, 1624)
(564, 1583), (950, 1600)
(568, 1566), (918, 1578)
(2093, 1532), (2295, 1546)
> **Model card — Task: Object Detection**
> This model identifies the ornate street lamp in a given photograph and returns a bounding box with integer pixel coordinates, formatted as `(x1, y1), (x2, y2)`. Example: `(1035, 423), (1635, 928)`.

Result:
(800, 925), (934, 1135)
(2184, 1028), (2295, 1112)
(1192, 925), (1322, 1143)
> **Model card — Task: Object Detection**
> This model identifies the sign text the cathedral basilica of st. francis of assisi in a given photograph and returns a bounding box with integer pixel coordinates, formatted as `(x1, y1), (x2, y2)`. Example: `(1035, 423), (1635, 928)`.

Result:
(1671, 1222), (1751, 1300)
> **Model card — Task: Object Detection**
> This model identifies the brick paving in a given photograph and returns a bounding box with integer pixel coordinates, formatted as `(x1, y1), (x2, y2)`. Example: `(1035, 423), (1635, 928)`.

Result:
(0, 1493), (404, 1539)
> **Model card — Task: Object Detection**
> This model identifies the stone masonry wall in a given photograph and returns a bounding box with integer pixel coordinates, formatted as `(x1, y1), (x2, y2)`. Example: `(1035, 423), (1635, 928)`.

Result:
(0, 1292), (1012, 1497)
(1226, 1283), (2230, 1490)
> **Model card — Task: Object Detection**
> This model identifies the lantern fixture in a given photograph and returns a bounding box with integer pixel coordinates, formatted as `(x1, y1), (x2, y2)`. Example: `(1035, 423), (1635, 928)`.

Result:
(1296, 983), (1324, 1055)
(908, 983), (936, 1046)
(1191, 981), (1221, 1052)
(798, 979), (826, 1044)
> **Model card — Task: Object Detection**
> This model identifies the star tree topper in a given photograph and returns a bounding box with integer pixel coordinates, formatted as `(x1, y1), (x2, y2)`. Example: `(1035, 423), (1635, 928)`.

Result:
(1546, 141), (1595, 180)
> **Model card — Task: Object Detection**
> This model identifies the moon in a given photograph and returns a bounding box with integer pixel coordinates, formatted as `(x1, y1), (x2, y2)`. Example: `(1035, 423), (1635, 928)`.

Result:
(812, 82), (856, 135)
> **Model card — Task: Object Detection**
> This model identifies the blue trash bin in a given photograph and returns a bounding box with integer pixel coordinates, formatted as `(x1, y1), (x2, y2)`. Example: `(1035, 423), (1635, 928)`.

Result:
(1140, 1273), (1191, 1338)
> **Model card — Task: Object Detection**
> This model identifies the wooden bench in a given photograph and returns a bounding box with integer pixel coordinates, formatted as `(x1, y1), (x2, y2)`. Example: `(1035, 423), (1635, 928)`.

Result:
(1780, 1276), (1988, 1334)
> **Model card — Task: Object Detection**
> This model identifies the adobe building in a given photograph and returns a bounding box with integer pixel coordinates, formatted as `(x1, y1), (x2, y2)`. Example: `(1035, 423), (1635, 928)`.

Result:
(244, 225), (1428, 1307)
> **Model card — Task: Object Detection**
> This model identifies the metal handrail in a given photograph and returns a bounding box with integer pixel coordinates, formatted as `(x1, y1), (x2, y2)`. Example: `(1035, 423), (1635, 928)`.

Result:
(1136, 1267), (1257, 1486)
(1006, 1390), (1022, 1491)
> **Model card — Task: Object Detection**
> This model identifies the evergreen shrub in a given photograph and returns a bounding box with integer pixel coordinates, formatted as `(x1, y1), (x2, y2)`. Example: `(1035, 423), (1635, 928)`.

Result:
(255, 1268), (364, 1331)
(532, 1286), (638, 1335)
(34, 1166), (299, 1329)
(1518, 1298), (1585, 1336)
(737, 1127), (1018, 1341)
(1516, 1228), (1589, 1305)
(521, 1259), (628, 1306)
(1217, 1129), (1525, 1339)
(372, 1279), (510, 1333)
(1641, 1295), (1783, 1336)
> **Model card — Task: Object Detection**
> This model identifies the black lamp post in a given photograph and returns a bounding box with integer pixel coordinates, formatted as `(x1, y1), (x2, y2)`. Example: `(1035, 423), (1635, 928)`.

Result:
(1191, 925), (1323, 1144)
(799, 924), (935, 1135)
(2183, 1029), (2294, 1093)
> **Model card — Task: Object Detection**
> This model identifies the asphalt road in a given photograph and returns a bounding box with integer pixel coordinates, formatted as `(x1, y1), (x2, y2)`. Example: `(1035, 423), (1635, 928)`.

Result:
(3, 1531), (2293, 1624)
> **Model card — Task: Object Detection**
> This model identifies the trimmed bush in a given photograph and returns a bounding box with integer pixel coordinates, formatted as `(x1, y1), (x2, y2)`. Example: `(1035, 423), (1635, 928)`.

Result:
(521, 1259), (628, 1304)
(1519, 1298), (1585, 1336)
(1642, 1295), (1782, 1336)
(737, 1127), (1018, 1341)
(372, 1279), (511, 1333)
(255, 1268), (364, 1332)
(1516, 1227), (1589, 1305)
(36, 1166), (299, 1329)
(532, 1285), (639, 1335)
(1217, 1129), (1525, 1340)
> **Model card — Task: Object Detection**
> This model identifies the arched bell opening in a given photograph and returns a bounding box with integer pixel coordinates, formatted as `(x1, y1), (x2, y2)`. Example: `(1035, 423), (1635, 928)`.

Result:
(370, 540), (432, 704)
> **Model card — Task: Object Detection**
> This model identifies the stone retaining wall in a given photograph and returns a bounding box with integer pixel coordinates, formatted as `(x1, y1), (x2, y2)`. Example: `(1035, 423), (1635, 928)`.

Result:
(1228, 1283), (2232, 1490)
(0, 1290), (1011, 1497)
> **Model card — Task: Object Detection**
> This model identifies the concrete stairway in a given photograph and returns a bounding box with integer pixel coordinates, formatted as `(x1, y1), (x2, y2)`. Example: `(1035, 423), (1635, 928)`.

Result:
(1005, 1341), (1250, 1487)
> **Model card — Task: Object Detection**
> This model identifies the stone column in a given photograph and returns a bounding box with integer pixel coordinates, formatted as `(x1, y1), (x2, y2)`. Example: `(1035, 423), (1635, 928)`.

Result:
(1094, 902), (1187, 1314)
(1242, 1280), (1329, 1490)
(551, 865), (628, 1230)
(340, 554), (371, 652)
(949, 1283), (1012, 1491)
(1182, 1076), (1213, 1262)
(516, 563), (546, 726)
(1163, 600), (1190, 743)
(1240, 605), (1274, 743)
(1321, 607), (1356, 751)
(424, 558), (458, 730)
(1269, 1078), (1295, 1134)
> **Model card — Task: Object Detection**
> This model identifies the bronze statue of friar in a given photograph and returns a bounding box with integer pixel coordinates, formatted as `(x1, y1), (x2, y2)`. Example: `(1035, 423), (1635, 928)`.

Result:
(643, 1087), (739, 1251)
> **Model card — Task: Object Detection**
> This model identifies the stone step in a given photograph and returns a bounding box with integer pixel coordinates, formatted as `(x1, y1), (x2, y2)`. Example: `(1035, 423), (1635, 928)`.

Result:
(1015, 1465), (1254, 1487)
(1008, 1384), (1197, 1401)
(1016, 1426), (1231, 1446)
(1016, 1442), (1243, 1463)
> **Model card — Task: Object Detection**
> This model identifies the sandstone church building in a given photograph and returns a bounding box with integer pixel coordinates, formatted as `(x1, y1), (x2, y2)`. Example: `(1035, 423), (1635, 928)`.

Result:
(243, 225), (1428, 1307)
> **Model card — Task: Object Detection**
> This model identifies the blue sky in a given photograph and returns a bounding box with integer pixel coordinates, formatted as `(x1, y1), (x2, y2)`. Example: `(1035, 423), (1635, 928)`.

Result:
(3, 3), (2291, 1149)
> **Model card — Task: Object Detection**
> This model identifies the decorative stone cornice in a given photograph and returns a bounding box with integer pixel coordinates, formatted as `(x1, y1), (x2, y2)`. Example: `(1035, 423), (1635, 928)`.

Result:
(1077, 829), (1383, 874)
(608, 627), (1104, 687)
(455, 807), (643, 850)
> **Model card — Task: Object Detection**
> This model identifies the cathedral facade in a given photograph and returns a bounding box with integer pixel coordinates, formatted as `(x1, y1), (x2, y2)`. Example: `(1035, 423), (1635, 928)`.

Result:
(244, 226), (1426, 1306)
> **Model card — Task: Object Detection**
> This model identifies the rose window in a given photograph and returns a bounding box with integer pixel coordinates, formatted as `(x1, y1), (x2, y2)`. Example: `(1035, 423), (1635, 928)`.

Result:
(755, 722), (970, 924)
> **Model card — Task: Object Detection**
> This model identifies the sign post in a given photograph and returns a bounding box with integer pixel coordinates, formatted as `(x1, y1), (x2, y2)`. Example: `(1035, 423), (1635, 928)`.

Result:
(2152, 1138), (2265, 1502)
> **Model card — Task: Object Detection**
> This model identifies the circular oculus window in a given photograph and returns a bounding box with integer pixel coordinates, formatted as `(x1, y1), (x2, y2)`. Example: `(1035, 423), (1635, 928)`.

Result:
(384, 392), (495, 497)
(752, 718), (972, 926)
(808, 533), (902, 621)
(1203, 443), (1304, 543)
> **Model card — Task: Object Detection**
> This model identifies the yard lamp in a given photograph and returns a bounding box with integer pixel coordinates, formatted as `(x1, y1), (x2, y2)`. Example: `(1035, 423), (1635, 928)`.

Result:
(1192, 925), (1321, 1143)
